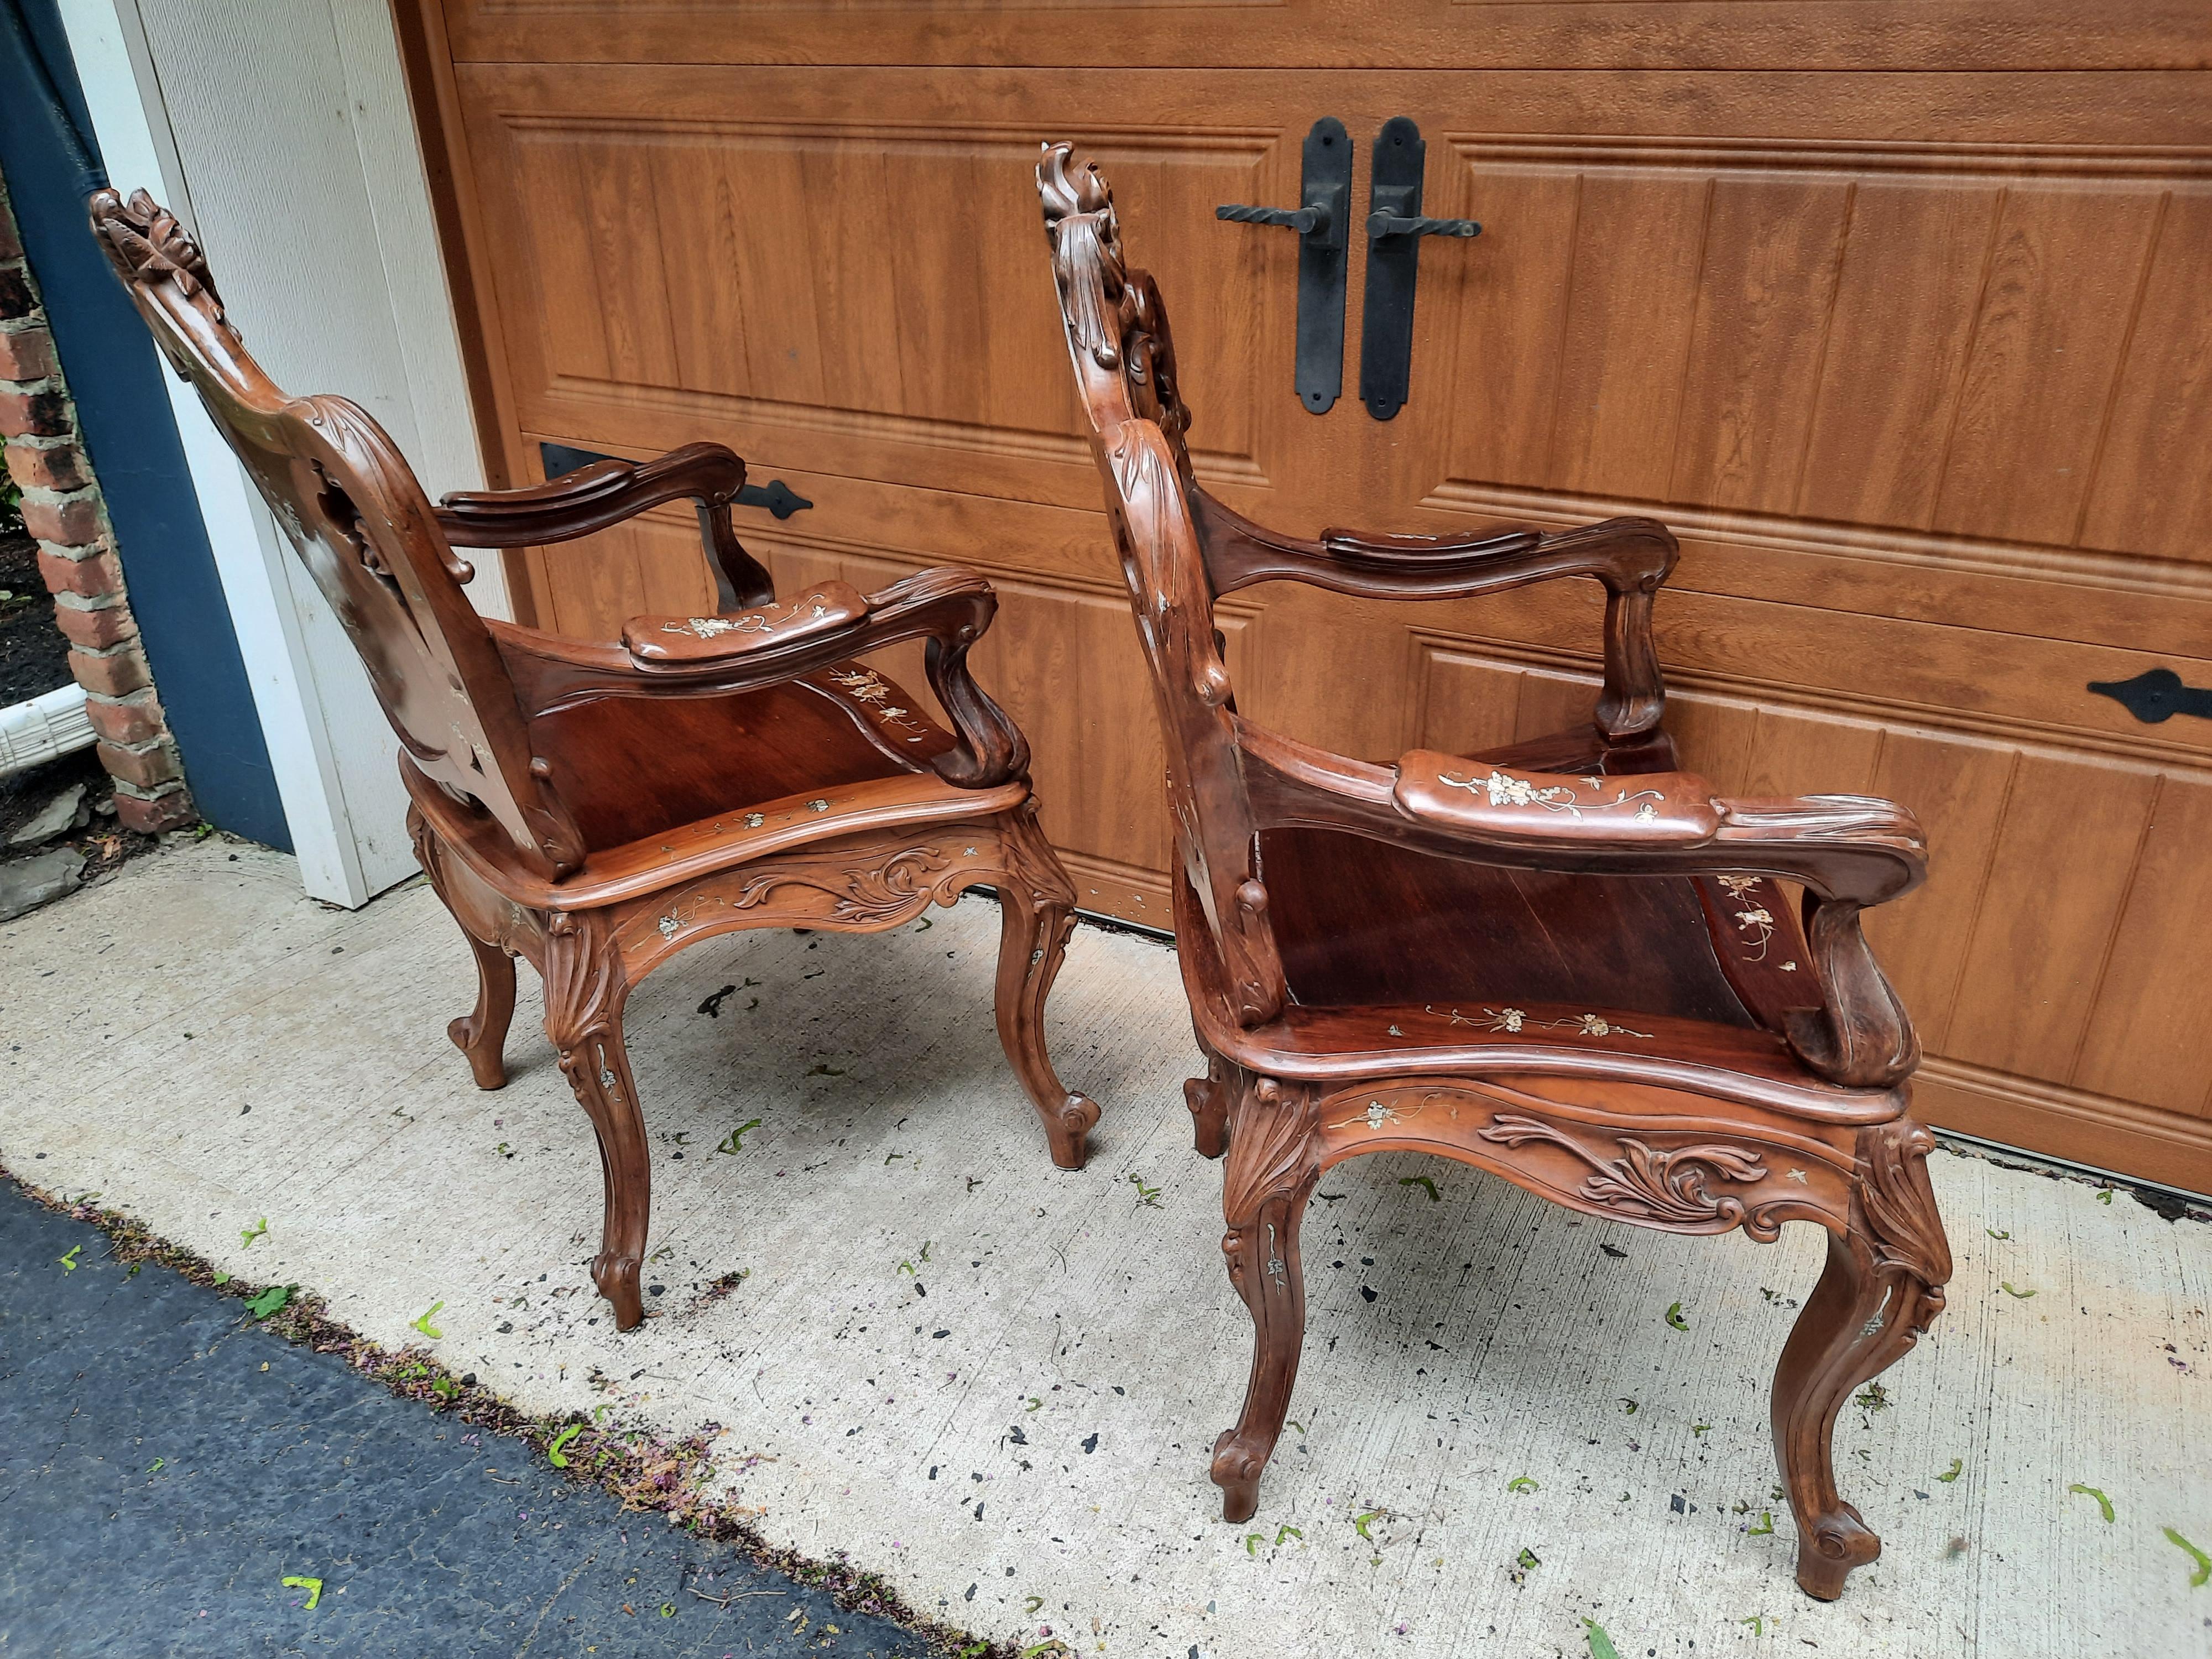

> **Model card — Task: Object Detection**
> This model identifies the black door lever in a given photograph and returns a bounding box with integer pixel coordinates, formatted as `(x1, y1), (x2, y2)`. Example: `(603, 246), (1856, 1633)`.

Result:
(1359, 116), (1480, 421)
(1217, 201), (1332, 238)
(1215, 118), (1354, 414)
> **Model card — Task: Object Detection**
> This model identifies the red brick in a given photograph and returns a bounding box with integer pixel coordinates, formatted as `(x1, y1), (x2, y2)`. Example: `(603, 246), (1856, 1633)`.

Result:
(6, 437), (86, 491)
(0, 385), (68, 437)
(0, 266), (33, 321)
(53, 599), (136, 649)
(69, 645), (152, 698)
(113, 786), (196, 836)
(96, 739), (181, 791)
(38, 545), (122, 598)
(0, 322), (53, 379)
(20, 491), (101, 546)
(86, 691), (165, 748)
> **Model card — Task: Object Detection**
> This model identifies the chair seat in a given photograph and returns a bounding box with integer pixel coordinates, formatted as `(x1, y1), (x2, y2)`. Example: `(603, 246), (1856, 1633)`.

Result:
(1258, 826), (1760, 1028)
(525, 662), (957, 853)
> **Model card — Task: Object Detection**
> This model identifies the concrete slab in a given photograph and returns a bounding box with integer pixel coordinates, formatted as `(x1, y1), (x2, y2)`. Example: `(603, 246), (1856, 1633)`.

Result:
(2, 839), (2206, 1658)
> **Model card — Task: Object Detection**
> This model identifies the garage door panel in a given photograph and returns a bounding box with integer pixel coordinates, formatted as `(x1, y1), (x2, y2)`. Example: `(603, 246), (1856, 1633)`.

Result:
(413, 22), (2212, 1185)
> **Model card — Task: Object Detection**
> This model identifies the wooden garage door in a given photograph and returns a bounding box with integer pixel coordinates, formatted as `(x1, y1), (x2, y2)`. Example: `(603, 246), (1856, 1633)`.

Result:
(396, 3), (2212, 1192)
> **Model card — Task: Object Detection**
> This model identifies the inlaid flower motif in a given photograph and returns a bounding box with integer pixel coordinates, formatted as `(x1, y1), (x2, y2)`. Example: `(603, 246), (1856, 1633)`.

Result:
(1328, 1096), (1408, 1132)
(1482, 1006), (1653, 1040)
(1436, 769), (1666, 821)
(1714, 875), (1777, 961)
(667, 614), (760, 639)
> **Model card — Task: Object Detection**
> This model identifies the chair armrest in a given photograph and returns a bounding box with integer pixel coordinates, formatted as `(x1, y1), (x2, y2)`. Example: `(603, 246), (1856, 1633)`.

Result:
(1394, 750), (1722, 847)
(1238, 718), (1925, 1087)
(494, 565), (1027, 790)
(1385, 748), (1924, 902)
(623, 582), (869, 665)
(1193, 488), (1674, 739)
(435, 442), (774, 608)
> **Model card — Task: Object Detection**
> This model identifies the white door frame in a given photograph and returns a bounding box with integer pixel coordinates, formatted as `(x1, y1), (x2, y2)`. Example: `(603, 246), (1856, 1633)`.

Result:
(59, 0), (503, 906)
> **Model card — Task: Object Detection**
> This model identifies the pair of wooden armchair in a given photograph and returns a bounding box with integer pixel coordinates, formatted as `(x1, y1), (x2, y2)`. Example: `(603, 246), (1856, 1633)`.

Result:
(96, 155), (1950, 1601)
(91, 189), (1098, 1335)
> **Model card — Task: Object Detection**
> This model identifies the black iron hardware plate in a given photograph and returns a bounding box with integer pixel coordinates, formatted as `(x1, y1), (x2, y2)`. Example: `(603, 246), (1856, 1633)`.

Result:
(538, 441), (812, 520)
(1358, 116), (1480, 422)
(1215, 117), (1353, 415)
(2088, 667), (2212, 724)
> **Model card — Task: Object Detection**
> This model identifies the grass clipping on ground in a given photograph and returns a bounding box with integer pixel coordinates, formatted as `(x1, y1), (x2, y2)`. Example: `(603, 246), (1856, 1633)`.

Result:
(8, 1167), (1039, 1659)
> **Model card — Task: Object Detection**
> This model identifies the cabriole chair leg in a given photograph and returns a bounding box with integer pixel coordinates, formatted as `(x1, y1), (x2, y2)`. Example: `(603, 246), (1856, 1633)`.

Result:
(542, 911), (650, 1331)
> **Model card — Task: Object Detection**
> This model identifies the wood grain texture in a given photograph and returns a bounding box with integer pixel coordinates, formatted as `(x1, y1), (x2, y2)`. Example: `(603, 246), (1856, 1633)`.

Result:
(440, 2), (2212, 74)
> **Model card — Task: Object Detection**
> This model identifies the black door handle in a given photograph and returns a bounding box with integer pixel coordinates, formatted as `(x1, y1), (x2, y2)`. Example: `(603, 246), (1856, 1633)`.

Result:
(1215, 118), (1354, 414)
(1217, 201), (1331, 239)
(1359, 117), (1481, 422)
(1368, 210), (1481, 240)
(2089, 667), (2212, 723)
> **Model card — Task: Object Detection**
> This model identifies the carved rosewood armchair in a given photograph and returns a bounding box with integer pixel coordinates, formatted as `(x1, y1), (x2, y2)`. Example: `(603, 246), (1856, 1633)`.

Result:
(1036, 148), (1950, 1600)
(94, 189), (1099, 1330)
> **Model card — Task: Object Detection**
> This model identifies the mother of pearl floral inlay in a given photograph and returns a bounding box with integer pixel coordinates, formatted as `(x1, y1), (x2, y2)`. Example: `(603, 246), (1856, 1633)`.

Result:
(1422, 1004), (1653, 1039)
(664, 597), (833, 639)
(1714, 874), (1799, 971)
(1436, 768), (1666, 823)
(828, 666), (932, 742)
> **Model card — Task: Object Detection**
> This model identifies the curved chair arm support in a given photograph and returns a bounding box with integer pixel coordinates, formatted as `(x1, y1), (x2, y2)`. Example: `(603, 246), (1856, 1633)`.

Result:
(1239, 721), (1926, 1087)
(436, 442), (775, 609)
(492, 566), (1026, 790)
(1194, 489), (1674, 738)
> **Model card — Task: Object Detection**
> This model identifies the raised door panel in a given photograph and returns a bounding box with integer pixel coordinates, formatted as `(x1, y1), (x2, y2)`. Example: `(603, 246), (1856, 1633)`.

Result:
(1429, 139), (2211, 556)
(454, 67), (1291, 524)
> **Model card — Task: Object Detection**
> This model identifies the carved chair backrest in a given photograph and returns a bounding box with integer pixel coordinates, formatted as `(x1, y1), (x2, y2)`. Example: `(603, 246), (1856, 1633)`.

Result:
(90, 190), (586, 879)
(1038, 148), (1288, 1026)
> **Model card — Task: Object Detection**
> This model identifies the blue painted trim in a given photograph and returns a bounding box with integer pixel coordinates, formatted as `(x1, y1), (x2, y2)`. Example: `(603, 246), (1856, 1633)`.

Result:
(0, 0), (289, 849)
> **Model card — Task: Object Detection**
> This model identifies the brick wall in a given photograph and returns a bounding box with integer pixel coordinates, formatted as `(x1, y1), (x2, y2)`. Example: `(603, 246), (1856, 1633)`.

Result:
(0, 178), (194, 834)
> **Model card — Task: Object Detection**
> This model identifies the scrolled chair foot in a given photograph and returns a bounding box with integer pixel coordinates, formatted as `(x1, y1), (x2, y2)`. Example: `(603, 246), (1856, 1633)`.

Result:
(1047, 1092), (1102, 1170)
(1211, 1428), (1268, 1523)
(1795, 1505), (1881, 1600)
(593, 1248), (645, 1332)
